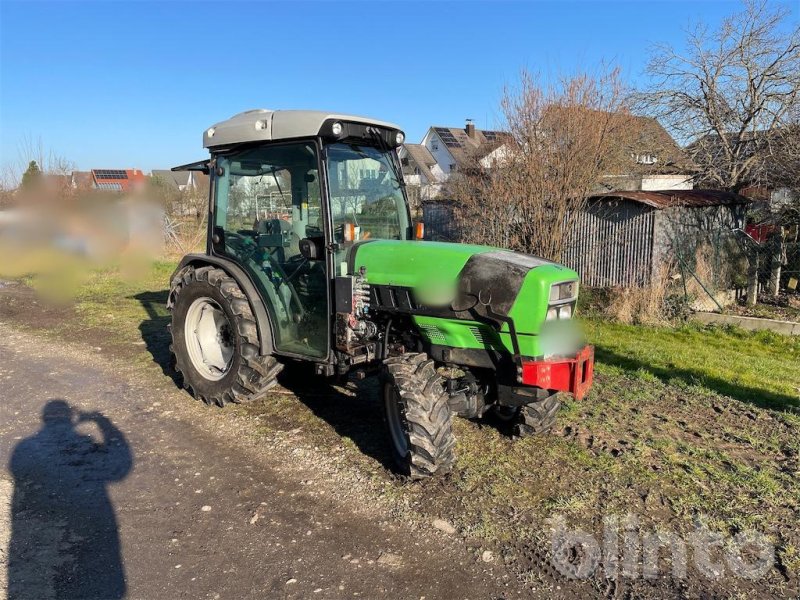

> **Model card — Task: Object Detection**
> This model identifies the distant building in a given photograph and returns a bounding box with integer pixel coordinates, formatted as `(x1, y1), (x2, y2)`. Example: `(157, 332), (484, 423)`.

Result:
(415, 115), (693, 192)
(90, 169), (147, 192)
(420, 120), (508, 177)
(689, 129), (799, 209)
(398, 144), (446, 204)
(150, 169), (208, 192)
(563, 190), (750, 288)
(71, 171), (93, 190)
(597, 115), (695, 192)
(424, 189), (750, 290)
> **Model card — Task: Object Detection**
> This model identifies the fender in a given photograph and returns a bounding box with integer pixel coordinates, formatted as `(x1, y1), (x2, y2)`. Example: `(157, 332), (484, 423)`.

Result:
(169, 253), (275, 355)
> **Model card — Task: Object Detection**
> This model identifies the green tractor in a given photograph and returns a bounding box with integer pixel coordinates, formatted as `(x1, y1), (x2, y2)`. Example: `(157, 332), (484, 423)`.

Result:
(168, 109), (594, 479)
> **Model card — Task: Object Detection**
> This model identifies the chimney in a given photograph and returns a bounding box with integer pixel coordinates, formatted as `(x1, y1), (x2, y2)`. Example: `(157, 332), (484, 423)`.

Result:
(465, 118), (476, 139)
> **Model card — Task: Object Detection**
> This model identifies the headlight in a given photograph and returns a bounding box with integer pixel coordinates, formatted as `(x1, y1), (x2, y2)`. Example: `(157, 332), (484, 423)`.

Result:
(332, 121), (343, 136)
(549, 281), (578, 302)
(546, 303), (574, 320)
(396, 131), (405, 145)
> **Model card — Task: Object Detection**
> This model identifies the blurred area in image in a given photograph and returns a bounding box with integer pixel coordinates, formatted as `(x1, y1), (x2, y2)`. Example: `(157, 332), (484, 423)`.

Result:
(0, 157), (207, 303)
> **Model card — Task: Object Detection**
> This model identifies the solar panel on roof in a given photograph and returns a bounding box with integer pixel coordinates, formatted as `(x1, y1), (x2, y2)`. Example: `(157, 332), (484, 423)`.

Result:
(94, 169), (129, 180)
(434, 127), (460, 148)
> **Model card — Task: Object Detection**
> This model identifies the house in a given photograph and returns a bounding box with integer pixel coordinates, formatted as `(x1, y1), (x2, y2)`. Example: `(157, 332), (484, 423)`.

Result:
(151, 169), (208, 192)
(90, 169), (147, 192)
(398, 144), (446, 205)
(688, 128), (799, 209)
(404, 120), (509, 203)
(597, 115), (695, 192)
(71, 171), (93, 190)
(561, 189), (750, 288)
(419, 120), (508, 177)
(418, 114), (693, 190)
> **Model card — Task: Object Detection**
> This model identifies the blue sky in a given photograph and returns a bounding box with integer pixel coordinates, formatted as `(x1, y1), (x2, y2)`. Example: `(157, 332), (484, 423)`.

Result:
(1, 1), (797, 174)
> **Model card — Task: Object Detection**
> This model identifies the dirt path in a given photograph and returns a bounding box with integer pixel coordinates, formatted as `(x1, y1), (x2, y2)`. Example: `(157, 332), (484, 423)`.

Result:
(0, 323), (524, 600)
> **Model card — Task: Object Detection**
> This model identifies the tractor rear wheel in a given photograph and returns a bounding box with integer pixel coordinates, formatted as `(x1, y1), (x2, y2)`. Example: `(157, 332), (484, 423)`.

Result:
(381, 353), (455, 479)
(169, 265), (282, 407)
(494, 394), (561, 438)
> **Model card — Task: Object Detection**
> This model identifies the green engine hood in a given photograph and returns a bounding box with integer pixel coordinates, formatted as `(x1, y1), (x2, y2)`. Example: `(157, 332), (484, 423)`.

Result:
(350, 240), (495, 288)
(350, 240), (579, 353)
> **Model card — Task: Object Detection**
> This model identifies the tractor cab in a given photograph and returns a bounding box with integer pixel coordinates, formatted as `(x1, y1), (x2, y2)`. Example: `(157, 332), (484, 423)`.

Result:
(176, 109), (411, 361)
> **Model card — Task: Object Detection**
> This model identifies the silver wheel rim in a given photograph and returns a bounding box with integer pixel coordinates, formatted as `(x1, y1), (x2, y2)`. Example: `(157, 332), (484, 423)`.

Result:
(184, 297), (234, 381)
(384, 383), (409, 458)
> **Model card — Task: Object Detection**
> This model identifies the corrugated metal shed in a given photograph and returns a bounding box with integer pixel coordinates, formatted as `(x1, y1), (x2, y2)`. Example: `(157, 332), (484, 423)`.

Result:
(563, 190), (750, 287)
(563, 200), (657, 287)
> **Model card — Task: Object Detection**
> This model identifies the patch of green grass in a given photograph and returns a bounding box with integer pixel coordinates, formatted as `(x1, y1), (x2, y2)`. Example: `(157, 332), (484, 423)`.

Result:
(582, 318), (800, 412)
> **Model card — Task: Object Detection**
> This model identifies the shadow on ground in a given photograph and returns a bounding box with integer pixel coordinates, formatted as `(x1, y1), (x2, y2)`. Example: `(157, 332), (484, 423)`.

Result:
(8, 400), (132, 600)
(275, 363), (397, 473)
(594, 345), (800, 412)
(132, 290), (396, 471)
(132, 290), (175, 380)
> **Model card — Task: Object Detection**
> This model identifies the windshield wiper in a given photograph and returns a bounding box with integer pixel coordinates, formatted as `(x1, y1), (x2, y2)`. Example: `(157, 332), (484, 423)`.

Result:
(368, 131), (406, 189)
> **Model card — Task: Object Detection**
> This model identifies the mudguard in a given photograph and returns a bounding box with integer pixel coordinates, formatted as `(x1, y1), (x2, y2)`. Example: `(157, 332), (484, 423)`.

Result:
(169, 253), (275, 355)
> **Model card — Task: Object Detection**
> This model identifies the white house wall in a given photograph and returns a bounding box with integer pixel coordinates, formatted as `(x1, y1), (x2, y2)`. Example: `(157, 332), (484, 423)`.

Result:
(479, 144), (510, 169)
(641, 174), (693, 191)
(421, 128), (457, 175)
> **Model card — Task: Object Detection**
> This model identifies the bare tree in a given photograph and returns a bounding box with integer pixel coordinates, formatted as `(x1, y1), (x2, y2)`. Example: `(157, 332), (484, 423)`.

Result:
(448, 67), (634, 261)
(641, 0), (800, 192)
(13, 136), (75, 181)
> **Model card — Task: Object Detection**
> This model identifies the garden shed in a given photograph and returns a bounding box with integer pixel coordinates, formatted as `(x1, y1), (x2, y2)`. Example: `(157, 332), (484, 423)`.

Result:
(562, 190), (751, 287)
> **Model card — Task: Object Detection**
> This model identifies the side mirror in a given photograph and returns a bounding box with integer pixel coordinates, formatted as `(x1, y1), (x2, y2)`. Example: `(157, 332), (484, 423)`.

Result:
(299, 237), (324, 260)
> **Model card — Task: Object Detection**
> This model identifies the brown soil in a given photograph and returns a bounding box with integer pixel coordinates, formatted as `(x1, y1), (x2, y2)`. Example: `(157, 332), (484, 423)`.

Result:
(1, 280), (797, 599)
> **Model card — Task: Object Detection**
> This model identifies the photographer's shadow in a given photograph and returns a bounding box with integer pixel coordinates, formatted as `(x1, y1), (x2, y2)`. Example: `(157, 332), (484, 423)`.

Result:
(8, 400), (132, 600)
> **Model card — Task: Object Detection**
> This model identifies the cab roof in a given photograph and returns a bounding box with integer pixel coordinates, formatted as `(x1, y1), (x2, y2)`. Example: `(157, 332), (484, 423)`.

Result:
(203, 109), (402, 149)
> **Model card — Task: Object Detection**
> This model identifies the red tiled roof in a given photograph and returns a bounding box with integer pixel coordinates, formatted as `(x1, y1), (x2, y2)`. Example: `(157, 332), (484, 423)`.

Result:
(91, 169), (147, 191)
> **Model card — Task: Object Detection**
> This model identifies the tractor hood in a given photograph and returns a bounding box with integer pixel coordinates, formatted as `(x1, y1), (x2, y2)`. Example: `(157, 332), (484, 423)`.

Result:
(351, 240), (499, 289)
(349, 240), (579, 338)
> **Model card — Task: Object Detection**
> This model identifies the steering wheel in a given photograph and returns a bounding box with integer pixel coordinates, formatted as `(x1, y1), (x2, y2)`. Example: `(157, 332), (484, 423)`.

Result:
(224, 230), (305, 319)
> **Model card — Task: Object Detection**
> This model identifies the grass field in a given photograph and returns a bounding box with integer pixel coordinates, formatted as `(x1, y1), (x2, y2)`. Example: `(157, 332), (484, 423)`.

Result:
(2, 260), (799, 597)
(584, 319), (800, 411)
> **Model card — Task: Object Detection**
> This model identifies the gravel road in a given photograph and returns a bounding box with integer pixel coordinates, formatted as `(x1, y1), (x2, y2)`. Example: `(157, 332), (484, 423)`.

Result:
(0, 324), (524, 600)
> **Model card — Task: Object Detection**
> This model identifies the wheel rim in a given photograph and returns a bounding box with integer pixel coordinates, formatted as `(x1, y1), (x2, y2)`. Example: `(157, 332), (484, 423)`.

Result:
(384, 383), (409, 458)
(184, 297), (234, 381)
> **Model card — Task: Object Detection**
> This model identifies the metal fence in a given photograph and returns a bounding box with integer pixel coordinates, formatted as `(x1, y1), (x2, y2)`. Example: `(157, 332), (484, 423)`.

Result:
(422, 201), (461, 242)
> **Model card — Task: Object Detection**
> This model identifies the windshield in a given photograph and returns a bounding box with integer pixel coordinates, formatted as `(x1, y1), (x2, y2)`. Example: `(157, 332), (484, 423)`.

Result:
(325, 143), (410, 244)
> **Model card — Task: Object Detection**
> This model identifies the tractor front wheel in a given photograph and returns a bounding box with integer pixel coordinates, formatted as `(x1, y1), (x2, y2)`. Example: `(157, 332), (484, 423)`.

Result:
(381, 353), (455, 479)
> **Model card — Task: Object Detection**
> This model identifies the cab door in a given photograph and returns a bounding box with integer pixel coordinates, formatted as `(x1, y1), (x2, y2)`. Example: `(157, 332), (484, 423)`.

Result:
(211, 141), (330, 359)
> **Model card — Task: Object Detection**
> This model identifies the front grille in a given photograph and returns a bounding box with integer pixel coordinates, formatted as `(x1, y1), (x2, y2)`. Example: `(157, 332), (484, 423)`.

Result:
(469, 326), (488, 345)
(419, 323), (447, 344)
